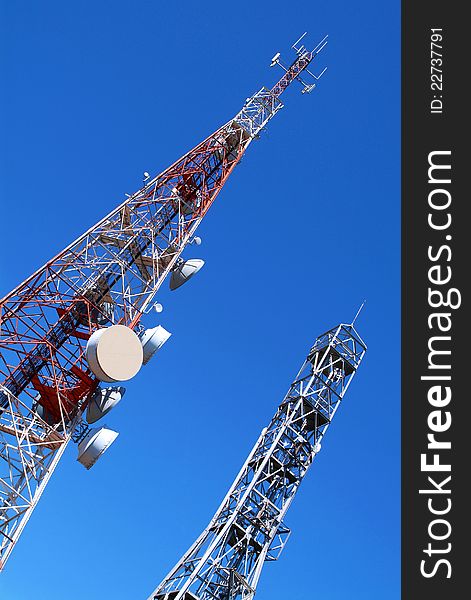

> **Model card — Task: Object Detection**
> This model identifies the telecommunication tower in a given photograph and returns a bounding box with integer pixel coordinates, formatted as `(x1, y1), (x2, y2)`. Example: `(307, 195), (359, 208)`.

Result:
(148, 320), (366, 600)
(0, 33), (328, 569)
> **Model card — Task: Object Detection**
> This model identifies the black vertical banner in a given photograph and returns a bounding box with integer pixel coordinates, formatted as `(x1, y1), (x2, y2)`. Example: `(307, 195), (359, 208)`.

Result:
(402, 2), (465, 598)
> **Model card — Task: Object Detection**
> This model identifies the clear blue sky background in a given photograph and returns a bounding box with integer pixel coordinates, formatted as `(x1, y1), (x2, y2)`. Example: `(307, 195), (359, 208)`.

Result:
(0, 1), (399, 598)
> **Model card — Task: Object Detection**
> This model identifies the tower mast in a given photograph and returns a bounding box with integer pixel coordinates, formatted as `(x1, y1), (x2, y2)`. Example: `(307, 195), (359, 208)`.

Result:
(0, 34), (327, 569)
(148, 320), (366, 600)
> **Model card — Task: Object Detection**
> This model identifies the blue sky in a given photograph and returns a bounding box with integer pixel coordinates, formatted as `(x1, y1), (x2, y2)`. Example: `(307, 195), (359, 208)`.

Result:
(0, 1), (399, 598)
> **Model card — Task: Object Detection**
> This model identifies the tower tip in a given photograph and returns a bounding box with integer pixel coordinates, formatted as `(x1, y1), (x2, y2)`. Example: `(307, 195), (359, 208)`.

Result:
(351, 300), (366, 326)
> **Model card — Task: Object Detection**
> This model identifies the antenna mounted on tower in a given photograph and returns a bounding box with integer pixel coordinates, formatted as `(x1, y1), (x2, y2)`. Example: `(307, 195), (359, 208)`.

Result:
(270, 31), (328, 94)
(352, 300), (367, 326)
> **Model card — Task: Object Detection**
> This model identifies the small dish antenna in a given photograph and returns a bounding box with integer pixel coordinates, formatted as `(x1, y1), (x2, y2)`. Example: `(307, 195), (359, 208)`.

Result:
(140, 325), (172, 364)
(270, 52), (281, 67)
(86, 386), (126, 424)
(169, 259), (205, 291)
(77, 427), (119, 470)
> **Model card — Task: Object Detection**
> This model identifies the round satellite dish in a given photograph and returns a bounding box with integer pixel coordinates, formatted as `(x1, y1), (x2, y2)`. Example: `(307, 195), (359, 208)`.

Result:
(154, 302), (163, 313)
(313, 442), (322, 454)
(86, 386), (126, 424)
(140, 325), (172, 364)
(169, 259), (205, 291)
(193, 236), (202, 246)
(86, 325), (143, 383)
(34, 401), (56, 426)
(77, 427), (119, 470)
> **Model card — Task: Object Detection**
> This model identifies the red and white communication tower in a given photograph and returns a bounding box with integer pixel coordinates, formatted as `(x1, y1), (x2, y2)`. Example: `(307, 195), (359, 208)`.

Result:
(0, 33), (327, 569)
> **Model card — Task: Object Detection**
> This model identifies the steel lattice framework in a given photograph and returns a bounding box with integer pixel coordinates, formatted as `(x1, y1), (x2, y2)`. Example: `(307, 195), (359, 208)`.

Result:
(148, 321), (366, 600)
(0, 33), (328, 569)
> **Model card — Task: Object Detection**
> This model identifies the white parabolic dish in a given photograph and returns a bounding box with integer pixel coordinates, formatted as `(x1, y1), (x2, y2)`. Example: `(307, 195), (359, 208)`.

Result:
(86, 325), (143, 383)
(77, 427), (119, 470)
(86, 386), (125, 424)
(169, 258), (205, 290)
(140, 325), (172, 365)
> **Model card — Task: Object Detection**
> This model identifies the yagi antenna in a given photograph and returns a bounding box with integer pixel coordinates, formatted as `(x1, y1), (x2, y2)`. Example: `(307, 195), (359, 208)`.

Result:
(271, 31), (328, 95)
(292, 31), (309, 54)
